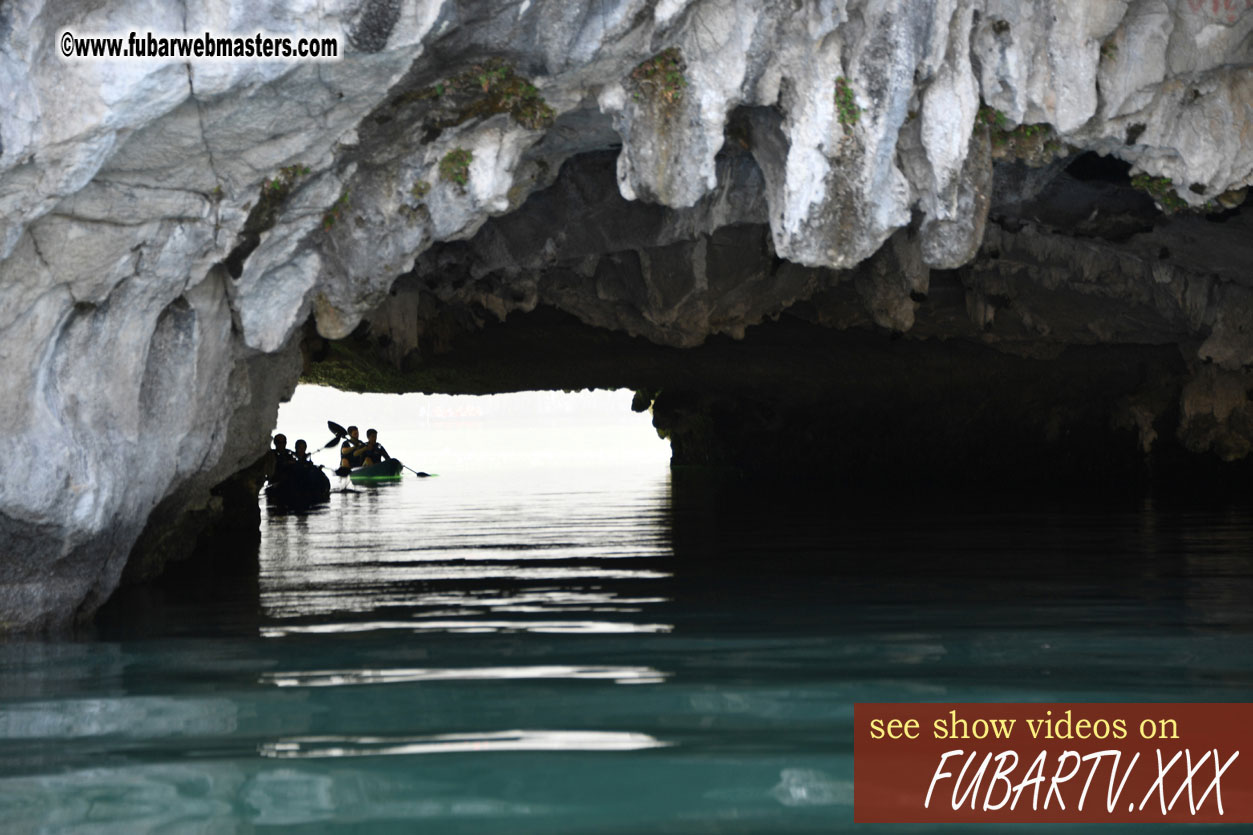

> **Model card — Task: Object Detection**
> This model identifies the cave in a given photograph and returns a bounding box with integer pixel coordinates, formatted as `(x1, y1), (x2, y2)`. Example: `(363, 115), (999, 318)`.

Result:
(3, 2), (1252, 634)
(105, 135), (1253, 654)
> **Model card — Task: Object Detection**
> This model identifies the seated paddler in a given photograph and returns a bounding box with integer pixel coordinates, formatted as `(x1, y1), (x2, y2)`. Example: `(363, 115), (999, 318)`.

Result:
(359, 428), (390, 467)
(266, 434), (297, 480)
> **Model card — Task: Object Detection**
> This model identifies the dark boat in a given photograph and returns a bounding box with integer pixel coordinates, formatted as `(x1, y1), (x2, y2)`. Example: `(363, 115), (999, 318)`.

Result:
(348, 459), (405, 482)
(266, 462), (332, 506)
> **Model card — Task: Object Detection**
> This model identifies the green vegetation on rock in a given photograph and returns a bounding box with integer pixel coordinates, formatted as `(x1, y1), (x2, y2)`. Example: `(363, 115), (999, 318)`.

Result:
(629, 48), (687, 108)
(834, 77), (860, 127)
(321, 191), (350, 230)
(977, 104), (1064, 166)
(246, 163), (310, 236)
(1130, 174), (1192, 213)
(266, 164), (311, 193)
(439, 148), (473, 189)
(977, 104), (1007, 131)
(1126, 175), (1234, 214)
(398, 58), (554, 132)
(466, 59), (555, 129)
(301, 338), (416, 393)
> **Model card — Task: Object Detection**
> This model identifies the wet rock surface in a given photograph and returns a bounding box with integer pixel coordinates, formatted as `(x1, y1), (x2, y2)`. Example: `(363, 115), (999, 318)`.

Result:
(1, 0), (1251, 630)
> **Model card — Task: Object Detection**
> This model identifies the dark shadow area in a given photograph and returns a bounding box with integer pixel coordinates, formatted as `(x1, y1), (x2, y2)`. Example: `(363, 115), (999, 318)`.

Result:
(95, 551), (262, 639)
(1065, 150), (1134, 183)
(97, 465), (265, 639)
(992, 153), (1158, 241)
(304, 304), (1253, 496)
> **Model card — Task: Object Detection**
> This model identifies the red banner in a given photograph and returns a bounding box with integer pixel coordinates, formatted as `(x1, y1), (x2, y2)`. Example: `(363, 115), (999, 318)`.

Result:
(855, 703), (1253, 823)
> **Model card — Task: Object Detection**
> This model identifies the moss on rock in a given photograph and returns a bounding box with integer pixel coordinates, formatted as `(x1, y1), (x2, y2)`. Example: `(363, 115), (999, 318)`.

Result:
(834, 77), (860, 127)
(977, 105), (1065, 167)
(395, 58), (554, 134)
(439, 148), (473, 189)
(629, 48), (687, 109)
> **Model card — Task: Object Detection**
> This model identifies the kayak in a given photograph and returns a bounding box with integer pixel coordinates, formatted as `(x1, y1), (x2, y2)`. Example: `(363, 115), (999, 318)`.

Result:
(266, 462), (331, 506)
(348, 459), (405, 482)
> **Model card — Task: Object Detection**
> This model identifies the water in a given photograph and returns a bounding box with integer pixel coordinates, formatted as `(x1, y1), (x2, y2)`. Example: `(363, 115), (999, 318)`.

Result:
(2, 390), (1253, 833)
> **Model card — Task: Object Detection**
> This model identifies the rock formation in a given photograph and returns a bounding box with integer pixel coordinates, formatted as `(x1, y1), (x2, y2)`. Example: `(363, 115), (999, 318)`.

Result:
(1, 0), (1250, 631)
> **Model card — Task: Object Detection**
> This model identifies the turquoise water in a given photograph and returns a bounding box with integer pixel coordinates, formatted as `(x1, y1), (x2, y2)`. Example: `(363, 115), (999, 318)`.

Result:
(2, 393), (1252, 832)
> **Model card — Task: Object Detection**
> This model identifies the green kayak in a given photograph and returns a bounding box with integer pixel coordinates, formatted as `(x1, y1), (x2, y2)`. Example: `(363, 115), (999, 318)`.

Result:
(348, 459), (404, 482)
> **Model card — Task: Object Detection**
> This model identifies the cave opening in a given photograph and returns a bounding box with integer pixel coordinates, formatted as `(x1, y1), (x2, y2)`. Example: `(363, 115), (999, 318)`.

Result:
(101, 385), (675, 635)
(271, 384), (672, 481)
(1064, 151), (1135, 184)
(254, 386), (675, 629)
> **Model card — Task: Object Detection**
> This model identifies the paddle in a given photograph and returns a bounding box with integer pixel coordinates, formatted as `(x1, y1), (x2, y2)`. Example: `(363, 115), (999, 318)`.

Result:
(398, 462), (435, 478)
(322, 420), (348, 449)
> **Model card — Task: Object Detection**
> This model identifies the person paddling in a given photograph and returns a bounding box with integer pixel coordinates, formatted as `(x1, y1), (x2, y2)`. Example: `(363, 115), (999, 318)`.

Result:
(359, 428), (391, 467)
(339, 439), (357, 473)
(343, 425), (369, 466)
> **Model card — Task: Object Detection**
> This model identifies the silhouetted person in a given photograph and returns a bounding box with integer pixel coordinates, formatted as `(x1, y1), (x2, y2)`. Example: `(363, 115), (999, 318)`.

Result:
(360, 428), (390, 466)
(339, 439), (356, 474)
(294, 439), (310, 464)
(266, 433), (297, 481)
(342, 425), (368, 466)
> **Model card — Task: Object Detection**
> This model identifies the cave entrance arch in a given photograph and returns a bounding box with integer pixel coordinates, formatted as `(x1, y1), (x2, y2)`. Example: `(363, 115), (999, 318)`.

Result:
(112, 142), (1253, 631)
(271, 385), (673, 480)
(259, 385), (675, 629)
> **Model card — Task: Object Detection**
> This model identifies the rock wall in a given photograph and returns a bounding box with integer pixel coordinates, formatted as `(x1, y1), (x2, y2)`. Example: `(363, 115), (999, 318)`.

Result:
(1, 0), (1251, 631)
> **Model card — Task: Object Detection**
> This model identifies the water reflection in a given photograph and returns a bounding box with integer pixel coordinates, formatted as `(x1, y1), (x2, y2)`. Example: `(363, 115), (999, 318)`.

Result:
(260, 730), (672, 759)
(770, 768), (853, 807)
(261, 665), (669, 686)
(258, 468), (675, 636)
(262, 619), (674, 636)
